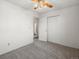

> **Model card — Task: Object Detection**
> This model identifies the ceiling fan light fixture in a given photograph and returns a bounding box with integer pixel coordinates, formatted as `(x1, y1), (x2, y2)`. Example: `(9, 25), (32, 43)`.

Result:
(32, 0), (38, 3)
(43, 1), (53, 8)
(32, 0), (54, 10)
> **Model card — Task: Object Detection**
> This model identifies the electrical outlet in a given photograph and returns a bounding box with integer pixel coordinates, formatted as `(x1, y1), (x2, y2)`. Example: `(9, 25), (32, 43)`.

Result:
(8, 43), (10, 46)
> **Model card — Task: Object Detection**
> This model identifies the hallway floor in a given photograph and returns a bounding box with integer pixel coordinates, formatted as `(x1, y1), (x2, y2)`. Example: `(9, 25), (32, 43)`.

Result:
(0, 40), (79, 59)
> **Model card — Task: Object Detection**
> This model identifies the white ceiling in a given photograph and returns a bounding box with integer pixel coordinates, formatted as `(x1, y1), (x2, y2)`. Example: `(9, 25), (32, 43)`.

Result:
(6, 0), (33, 10)
(6, 0), (79, 10)
(6, 0), (79, 16)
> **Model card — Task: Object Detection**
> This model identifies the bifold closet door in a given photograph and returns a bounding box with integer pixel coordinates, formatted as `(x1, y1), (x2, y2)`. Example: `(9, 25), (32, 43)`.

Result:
(47, 16), (65, 43)
(47, 17), (57, 42)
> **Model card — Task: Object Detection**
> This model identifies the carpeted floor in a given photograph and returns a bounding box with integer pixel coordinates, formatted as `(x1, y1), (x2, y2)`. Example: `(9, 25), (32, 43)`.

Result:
(0, 40), (79, 59)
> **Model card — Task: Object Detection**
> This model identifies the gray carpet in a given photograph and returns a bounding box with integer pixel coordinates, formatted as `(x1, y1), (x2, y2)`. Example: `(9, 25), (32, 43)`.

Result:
(0, 40), (79, 59)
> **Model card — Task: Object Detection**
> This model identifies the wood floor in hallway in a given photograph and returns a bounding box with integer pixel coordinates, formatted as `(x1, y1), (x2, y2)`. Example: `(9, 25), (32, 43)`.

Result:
(0, 40), (79, 59)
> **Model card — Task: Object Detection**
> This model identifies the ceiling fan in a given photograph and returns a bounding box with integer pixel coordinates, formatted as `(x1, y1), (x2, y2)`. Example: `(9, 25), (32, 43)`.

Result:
(32, 0), (54, 10)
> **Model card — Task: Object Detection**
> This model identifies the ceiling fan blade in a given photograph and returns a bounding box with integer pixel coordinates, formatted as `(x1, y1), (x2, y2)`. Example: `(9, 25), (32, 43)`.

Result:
(32, 0), (39, 3)
(43, 2), (54, 8)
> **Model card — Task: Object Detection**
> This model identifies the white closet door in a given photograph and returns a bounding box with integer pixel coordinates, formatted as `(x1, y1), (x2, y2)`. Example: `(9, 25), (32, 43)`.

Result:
(47, 17), (57, 42)
(47, 16), (64, 43)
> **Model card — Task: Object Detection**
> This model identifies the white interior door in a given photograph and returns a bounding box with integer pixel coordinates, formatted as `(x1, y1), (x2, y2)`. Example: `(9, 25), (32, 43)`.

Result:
(47, 16), (60, 42)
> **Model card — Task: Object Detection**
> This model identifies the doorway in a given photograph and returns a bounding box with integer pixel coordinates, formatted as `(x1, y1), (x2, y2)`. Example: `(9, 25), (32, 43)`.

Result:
(33, 17), (39, 39)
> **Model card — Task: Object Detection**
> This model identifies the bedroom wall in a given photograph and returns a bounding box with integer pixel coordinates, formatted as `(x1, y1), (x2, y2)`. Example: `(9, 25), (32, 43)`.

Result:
(39, 17), (47, 41)
(39, 5), (79, 49)
(0, 0), (33, 55)
(47, 5), (79, 49)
